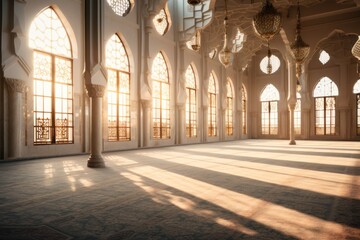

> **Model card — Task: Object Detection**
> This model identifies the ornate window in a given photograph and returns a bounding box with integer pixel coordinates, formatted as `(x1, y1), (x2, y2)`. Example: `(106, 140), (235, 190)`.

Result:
(232, 29), (245, 53)
(225, 81), (233, 136)
(208, 73), (217, 137)
(29, 8), (73, 144)
(107, 0), (134, 17)
(185, 65), (197, 138)
(313, 77), (339, 135)
(294, 92), (301, 135)
(241, 85), (247, 135)
(260, 54), (280, 74)
(106, 34), (130, 141)
(152, 52), (170, 139)
(353, 79), (360, 135)
(319, 50), (330, 65)
(153, 9), (170, 36)
(260, 84), (280, 135)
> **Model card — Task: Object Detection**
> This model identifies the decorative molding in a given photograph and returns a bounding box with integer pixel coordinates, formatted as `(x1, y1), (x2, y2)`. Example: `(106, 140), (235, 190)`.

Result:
(86, 84), (105, 98)
(5, 78), (26, 93)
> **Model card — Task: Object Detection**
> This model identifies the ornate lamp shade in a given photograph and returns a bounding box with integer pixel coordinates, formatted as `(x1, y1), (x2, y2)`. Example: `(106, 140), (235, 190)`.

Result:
(191, 29), (201, 51)
(290, 2), (310, 79)
(219, 33), (234, 68)
(187, 0), (202, 6)
(252, 0), (282, 41)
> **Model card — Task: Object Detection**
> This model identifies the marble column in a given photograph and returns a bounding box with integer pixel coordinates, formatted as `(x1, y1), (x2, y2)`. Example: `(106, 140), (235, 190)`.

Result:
(142, 100), (151, 147)
(287, 61), (297, 145)
(86, 84), (105, 168)
(6, 78), (25, 159)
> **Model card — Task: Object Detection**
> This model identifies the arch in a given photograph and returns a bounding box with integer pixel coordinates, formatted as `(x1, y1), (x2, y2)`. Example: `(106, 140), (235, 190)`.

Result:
(152, 51), (170, 139)
(105, 34), (131, 141)
(185, 64), (197, 138)
(208, 71), (217, 137)
(353, 79), (360, 94)
(260, 84), (280, 101)
(313, 77), (339, 97)
(30, 7), (74, 144)
(29, 6), (77, 58)
(208, 71), (217, 94)
(225, 79), (234, 136)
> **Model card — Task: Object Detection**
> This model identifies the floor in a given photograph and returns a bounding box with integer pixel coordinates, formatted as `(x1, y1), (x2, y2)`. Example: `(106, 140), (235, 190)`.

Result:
(0, 139), (359, 240)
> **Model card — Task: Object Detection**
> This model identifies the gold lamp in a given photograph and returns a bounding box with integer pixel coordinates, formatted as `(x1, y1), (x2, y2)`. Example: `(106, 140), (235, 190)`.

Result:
(191, 29), (201, 51)
(252, 0), (282, 42)
(352, 36), (360, 76)
(218, 0), (233, 68)
(187, 0), (202, 6)
(290, 1), (310, 79)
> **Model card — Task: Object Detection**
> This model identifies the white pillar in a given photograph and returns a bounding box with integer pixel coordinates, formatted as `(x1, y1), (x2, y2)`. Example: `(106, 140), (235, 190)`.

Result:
(287, 62), (297, 145)
(6, 78), (25, 159)
(86, 84), (105, 168)
(142, 100), (151, 147)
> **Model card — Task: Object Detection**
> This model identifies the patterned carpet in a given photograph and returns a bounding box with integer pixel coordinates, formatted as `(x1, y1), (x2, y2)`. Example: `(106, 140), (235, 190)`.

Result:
(0, 140), (359, 240)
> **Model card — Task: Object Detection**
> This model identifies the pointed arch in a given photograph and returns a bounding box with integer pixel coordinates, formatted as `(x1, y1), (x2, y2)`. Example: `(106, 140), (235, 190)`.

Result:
(260, 84), (279, 135)
(30, 7), (74, 144)
(185, 65), (197, 138)
(152, 52), (170, 139)
(241, 84), (247, 135)
(208, 72), (217, 137)
(225, 80), (234, 136)
(313, 77), (339, 97)
(106, 34), (131, 141)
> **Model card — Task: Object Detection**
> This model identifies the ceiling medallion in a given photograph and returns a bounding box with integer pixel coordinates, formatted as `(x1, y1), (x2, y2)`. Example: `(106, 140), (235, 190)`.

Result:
(290, 1), (310, 79)
(218, 0), (234, 68)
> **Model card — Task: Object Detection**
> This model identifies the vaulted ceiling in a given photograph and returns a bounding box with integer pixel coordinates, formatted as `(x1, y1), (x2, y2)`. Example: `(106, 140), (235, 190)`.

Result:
(199, 0), (360, 69)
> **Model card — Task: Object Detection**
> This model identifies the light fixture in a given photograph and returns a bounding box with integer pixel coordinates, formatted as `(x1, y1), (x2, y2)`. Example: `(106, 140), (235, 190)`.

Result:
(218, 0), (233, 68)
(266, 42), (272, 74)
(296, 79), (301, 92)
(352, 35), (360, 76)
(252, 0), (282, 42)
(188, 29), (201, 52)
(290, 1), (310, 79)
(187, 0), (202, 6)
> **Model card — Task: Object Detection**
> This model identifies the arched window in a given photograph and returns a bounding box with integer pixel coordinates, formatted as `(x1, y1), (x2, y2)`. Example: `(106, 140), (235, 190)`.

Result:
(313, 77), (339, 135)
(153, 9), (170, 36)
(260, 84), (280, 135)
(241, 85), (247, 135)
(185, 65), (197, 138)
(225, 80), (234, 136)
(29, 8), (73, 144)
(152, 52), (170, 139)
(294, 92), (301, 135)
(107, 0), (134, 17)
(106, 34), (130, 141)
(353, 79), (360, 135)
(208, 73), (217, 137)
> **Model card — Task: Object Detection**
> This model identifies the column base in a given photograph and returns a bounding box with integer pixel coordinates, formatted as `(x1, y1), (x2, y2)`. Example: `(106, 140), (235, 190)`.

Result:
(87, 154), (105, 168)
(289, 140), (296, 145)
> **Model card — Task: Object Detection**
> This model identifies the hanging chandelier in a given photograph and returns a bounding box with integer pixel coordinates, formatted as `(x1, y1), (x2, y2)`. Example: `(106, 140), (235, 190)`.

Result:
(187, 0), (202, 6)
(252, 0), (282, 42)
(352, 36), (360, 76)
(290, 1), (310, 79)
(190, 28), (201, 52)
(218, 0), (233, 68)
(266, 42), (272, 74)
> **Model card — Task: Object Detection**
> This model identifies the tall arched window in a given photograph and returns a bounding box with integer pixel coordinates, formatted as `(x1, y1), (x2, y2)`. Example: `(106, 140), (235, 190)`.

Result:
(260, 84), (280, 135)
(313, 77), (339, 135)
(353, 79), (360, 135)
(106, 34), (130, 141)
(241, 85), (247, 135)
(152, 52), (170, 139)
(225, 80), (233, 136)
(294, 92), (301, 135)
(208, 73), (217, 137)
(29, 8), (73, 144)
(185, 65), (197, 138)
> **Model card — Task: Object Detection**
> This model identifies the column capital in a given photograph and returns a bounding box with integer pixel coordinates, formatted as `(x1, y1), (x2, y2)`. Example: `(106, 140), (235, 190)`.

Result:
(86, 84), (105, 98)
(6, 78), (26, 93)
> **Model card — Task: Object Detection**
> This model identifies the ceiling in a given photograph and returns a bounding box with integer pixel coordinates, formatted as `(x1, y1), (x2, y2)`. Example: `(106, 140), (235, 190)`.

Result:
(201, 0), (360, 68)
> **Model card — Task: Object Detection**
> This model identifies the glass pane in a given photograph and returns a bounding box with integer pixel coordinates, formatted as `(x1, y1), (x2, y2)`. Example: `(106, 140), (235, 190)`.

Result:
(260, 84), (280, 101)
(313, 77), (339, 97)
(153, 9), (169, 36)
(106, 34), (130, 71)
(107, 0), (132, 17)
